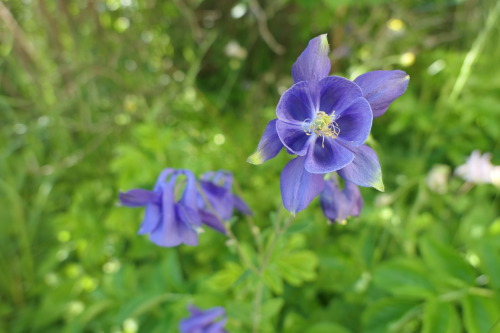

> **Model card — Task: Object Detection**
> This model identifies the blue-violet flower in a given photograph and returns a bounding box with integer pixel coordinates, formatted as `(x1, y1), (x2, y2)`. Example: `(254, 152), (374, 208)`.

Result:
(120, 168), (225, 247)
(179, 305), (228, 333)
(198, 170), (252, 224)
(320, 178), (363, 224)
(248, 34), (409, 213)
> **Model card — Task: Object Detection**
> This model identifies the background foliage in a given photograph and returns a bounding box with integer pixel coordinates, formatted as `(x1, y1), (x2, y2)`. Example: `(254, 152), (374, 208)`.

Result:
(1, 0), (499, 332)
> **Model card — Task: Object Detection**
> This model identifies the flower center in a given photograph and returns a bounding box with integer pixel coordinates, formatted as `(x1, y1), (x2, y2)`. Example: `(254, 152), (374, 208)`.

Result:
(303, 111), (340, 147)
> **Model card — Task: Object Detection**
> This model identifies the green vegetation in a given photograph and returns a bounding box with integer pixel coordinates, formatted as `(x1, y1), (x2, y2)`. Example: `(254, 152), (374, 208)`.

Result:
(1, 0), (499, 332)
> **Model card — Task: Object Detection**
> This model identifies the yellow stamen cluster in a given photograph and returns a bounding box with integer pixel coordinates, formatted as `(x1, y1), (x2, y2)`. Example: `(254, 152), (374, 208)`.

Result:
(303, 111), (340, 147)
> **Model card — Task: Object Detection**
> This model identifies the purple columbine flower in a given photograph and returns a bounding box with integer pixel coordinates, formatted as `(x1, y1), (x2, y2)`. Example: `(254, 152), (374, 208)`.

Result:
(179, 305), (228, 333)
(248, 34), (409, 213)
(320, 178), (363, 224)
(120, 169), (210, 247)
(198, 170), (252, 223)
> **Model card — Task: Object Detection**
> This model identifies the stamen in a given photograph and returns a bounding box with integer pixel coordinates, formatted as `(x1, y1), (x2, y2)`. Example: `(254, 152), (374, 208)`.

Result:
(302, 111), (340, 148)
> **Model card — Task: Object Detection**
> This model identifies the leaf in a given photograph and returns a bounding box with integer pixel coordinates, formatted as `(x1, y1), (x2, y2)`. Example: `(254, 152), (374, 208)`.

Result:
(263, 265), (284, 295)
(226, 300), (253, 326)
(462, 294), (500, 333)
(422, 299), (460, 333)
(161, 250), (186, 292)
(276, 250), (318, 286)
(116, 292), (180, 322)
(373, 258), (436, 299)
(362, 298), (420, 333)
(306, 322), (352, 333)
(419, 236), (476, 287)
(261, 298), (284, 321)
(208, 262), (244, 291)
(358, 227), (378, 269)
(474, 238), (500, 290)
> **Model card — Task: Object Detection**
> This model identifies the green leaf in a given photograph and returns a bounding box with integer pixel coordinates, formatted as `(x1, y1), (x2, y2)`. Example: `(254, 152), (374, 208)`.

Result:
(306, 322), (351, 333)
(226, 300), (253, 327)
(362, 298), (420, 333)
(462, 294), (500, 333)
(373, 258), (436, 299)
(422, 299), (460, 333)
(263, 265), (284, 295)
(358, 227), (378, 269)
(276, 250), (318, 286)
(116, 292), (181, 322)
(474, 238), (500, 290)
(261, 298), (284, 321)
(208, 262), (244, 291)
(419, 236), (476, 286)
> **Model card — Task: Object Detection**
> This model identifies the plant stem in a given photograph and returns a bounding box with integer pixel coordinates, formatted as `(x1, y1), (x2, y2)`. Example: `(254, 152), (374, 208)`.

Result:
(252, 209), (294, 333)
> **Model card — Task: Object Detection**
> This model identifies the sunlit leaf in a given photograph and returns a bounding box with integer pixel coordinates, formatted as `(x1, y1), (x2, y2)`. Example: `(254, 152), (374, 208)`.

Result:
(422, 299), (460, 333)
(373, 258), (436, 299)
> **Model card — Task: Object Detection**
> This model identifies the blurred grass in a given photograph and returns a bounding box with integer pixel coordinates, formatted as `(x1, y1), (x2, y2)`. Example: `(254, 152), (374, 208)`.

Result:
(1, 0), (500, 332)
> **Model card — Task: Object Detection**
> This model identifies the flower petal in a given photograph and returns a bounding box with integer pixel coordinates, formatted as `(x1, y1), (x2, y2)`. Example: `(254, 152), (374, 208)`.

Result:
(147, 178), (199, 247)
(320, 179), (363, 223)
(180, 307), (226, 333)
(336, 97), (373, 146)
(276, 82), (315, 124)
(187, 305), (204, 316)
(150, 204), (199, 247)
(320, 179), (349, 222)
(280, 156), (325, 214)
(344, 181), (363, 216)
(148, 181), (180, 246)
(232, 194), (252, 215)
(206, 319), (228, 333)
(318, 76), (363, 115)
(154, 168), (175, 190)
(179, 169), (199, 208)
(304, 138), (354, 174)
(119, 189), (160, 207)
(291, 34), (331, 84)
(276, 120), (312, 156)
(247, 119), (283, 165)
(138, 203), (161, 235)
(198, 209), (227, 234)
(200, 180), (233, 220)
(337, 144), (384, 191)
(177, 203), (202, 227)
(353, 70), (409, 118)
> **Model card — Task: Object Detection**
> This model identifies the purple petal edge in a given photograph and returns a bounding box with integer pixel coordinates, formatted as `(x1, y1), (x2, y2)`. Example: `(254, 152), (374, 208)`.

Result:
(337, 144), (384, 191)
(247, 119), (283, 164)
(354, 70), (409, 118)
(280, 156), (325, 214)
(119, 189), (159, 207)
(292, 34), (331, 84)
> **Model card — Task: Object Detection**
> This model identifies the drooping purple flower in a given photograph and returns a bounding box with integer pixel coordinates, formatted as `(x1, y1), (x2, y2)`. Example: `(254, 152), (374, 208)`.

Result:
(179, 305), (228, 333)
(248, 34), (409, 213)
(119, 169), (203, 247)
(198, 170), (252, 232)
(320, 178), (363, 224)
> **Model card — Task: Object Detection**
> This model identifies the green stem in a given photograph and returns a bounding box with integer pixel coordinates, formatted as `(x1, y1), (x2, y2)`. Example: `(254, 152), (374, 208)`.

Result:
(449, 0), (500, 104)
(422, 0), (500, 155)
(252, 209), (294, 333)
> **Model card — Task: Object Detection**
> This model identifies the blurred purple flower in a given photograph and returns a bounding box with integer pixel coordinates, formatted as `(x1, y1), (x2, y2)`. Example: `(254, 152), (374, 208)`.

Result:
(198, 170), (252, 233)
(248, 34), (409, 213)
(119, 169), (210, 247)
(320, 178), (363, 224)
(179, 305), (228, 333)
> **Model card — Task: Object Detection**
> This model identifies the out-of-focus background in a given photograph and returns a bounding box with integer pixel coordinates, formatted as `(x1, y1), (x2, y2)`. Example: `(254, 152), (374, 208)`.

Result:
(1, 0), (500, 332)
